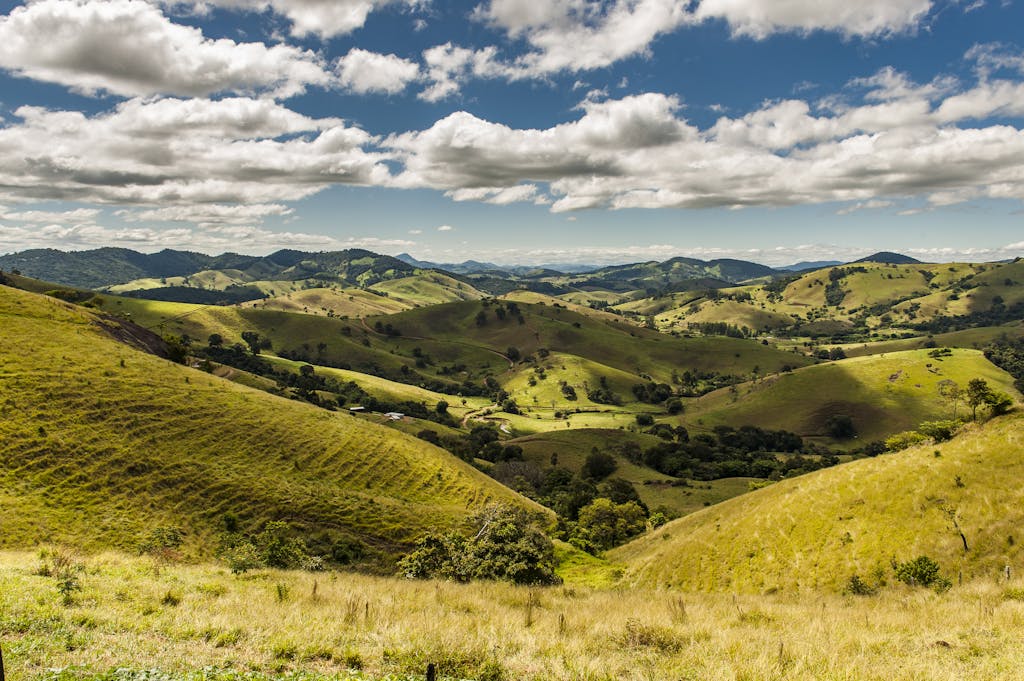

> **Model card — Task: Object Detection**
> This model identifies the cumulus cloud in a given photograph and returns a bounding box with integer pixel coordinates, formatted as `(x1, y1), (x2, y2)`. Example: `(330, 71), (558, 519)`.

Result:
(457, 0), (937, 90)
(117, 203), (294, 228)
(167, 0), (421, 39)
(419, 43), (504, 102)
(336, 48), (420, 95)
(0, 97), (389, 207)
(436, 224), (454, 231)
(693, 0), (932, 39)
(387, 70), (1024, 212)
(0, 0), (331, 98)
(0, 206), (102, 223)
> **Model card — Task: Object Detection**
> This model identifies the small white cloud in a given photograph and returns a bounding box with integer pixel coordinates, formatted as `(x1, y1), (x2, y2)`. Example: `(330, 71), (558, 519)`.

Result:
(336, 48), (420, 95)
(408, 228), (423, 234)
(437, 224), (454, 231)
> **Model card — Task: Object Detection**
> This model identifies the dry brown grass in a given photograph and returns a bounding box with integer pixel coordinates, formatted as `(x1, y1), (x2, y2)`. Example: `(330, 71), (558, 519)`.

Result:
(4, 551), (1024, 680)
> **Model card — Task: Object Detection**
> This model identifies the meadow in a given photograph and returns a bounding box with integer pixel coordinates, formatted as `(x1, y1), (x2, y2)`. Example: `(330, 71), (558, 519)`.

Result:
(4, 551), (1024, 681)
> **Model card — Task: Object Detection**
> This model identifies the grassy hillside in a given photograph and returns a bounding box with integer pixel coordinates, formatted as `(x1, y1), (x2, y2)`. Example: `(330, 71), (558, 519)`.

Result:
(683, 349), (1019, 444)
(372, 300), (813, 383)
(613, 412), (1024, 592)
(252, 286), (411, 317)
(369, 272), (485, 306)
(0, 284), (536, 563)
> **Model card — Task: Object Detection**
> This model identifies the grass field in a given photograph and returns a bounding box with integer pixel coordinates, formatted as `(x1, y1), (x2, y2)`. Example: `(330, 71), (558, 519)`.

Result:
(5, 550), (1024, 680)
(682, 348), (1020, 444)
(613, 412), (1024, 593)
(0, 283), (535, 563)
(369, 273), (484, 307)
(253, 287), (411, 318)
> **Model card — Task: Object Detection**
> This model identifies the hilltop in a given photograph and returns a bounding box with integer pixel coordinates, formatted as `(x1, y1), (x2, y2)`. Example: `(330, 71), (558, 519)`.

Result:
(612, 412), (1024, 592)
(0, 282), (535, 564)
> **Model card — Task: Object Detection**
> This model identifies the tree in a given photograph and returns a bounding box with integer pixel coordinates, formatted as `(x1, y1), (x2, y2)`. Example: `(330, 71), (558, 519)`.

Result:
(576, 498), (647, 551)
(937, 379), (962, 419)
(208, 333), (224, 348)
(966, 378), (993, 420)
(398, 504), (559, 585)
(241, 331), (262, 356)
(581, 449), (618, 481)
(825, 414), (856, 439)
(435, 400), (449, 415)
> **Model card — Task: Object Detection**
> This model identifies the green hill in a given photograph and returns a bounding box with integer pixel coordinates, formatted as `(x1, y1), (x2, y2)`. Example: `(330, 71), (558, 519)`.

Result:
(612, 412), (1024, 592)
(0, 283), (536, 564)
(683, 349), (1019, 444)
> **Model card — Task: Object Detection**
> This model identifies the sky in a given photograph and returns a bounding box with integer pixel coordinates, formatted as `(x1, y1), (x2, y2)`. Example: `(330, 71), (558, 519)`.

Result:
(0, 0), (1022, 266)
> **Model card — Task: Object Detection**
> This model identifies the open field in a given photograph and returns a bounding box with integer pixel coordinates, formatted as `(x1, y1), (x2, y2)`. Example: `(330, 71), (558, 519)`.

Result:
(4, 551), (1024, 681)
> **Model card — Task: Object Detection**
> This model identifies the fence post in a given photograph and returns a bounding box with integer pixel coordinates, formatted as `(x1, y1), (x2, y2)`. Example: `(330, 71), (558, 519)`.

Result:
(426, 662), (436, 681)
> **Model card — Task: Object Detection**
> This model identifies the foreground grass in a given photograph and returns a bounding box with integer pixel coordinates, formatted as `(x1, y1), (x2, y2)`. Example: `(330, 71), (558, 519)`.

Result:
(4, 552), (1024, 681)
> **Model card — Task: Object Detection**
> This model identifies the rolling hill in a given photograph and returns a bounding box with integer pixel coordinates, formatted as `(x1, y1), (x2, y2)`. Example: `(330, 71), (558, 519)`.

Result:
(681, 348), (1020, 444)
(0, 282), (537, 564)
(612, 412), (1024, 593)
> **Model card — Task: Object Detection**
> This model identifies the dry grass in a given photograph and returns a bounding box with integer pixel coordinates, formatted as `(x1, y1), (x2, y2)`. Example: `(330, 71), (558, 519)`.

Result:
(4, 551), (1024, 680)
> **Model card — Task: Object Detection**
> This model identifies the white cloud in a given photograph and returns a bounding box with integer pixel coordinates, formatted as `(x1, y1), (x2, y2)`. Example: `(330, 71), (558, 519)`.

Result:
(166, 0), (421, 39)
(0, 97), (389, 207)
(387, 73), (1024, 213)
(475, 0), (690, 78)
(694, 0), (933, 39)
(0, 0), (330, 98)
(419, 43), (504, 102)
(336, 48), (420, 95)
(437, 224), (454, 231)
(836, 199), (894, 215)
(445, 184), (541, 205)
(117, 203), (293, 228)
(0, 206), (102, 223)
(408, 228), (423, 234)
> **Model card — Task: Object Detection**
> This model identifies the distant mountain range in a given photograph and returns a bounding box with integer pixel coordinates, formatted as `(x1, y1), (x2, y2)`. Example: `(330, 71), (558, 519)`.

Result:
(0, 246), (926, 292)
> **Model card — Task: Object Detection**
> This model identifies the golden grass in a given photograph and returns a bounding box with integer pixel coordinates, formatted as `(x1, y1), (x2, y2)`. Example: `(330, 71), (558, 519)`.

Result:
(4, 551), (1024, 680)
(613, 413), (1024, 593)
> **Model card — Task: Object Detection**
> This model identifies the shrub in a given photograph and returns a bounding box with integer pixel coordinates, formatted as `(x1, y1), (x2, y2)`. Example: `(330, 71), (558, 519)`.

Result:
(885, 431), (928, 452)
(844, 574), (876, 596)
(892, 555), (948, 591)
(399, 504), (560, 585)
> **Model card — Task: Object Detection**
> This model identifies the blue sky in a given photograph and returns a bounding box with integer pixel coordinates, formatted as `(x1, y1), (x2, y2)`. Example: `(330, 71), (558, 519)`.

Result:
(0, 0), (1022, 265)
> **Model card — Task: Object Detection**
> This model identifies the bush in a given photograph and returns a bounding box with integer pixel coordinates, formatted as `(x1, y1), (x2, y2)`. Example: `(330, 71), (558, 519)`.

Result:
(581, 450), (618, 481)
(399, 504), (560, 585)
(885, 431), (928, 452)
(892, 555), (948, 590)
(635, 414), (654, 427)
(844, 574), (876, 596)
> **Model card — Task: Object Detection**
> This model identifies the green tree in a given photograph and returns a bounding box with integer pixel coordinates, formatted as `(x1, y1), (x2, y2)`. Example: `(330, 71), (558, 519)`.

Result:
(398, 505), (559, 585)
(581, 449), (618, 481)
(576, 499), (647, 551)
(937, 379), (962, 419)
(966, 378), (993, 421)
(241, 331), (262, 356)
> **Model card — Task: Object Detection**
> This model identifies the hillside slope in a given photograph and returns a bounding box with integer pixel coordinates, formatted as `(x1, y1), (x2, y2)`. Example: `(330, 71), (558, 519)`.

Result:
(612, 413), (1024, 592)
(684, 349), (1019, 443)
(0, 284), (535, 563)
